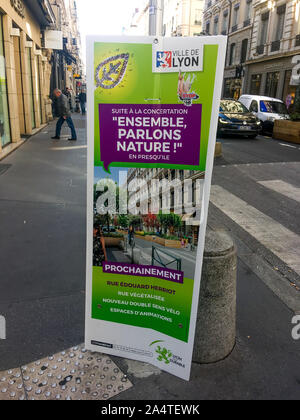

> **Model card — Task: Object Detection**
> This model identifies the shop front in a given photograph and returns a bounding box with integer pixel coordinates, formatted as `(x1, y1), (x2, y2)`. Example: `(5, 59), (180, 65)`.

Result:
(0, 14), (11, 149)
(0, 0), (54, 153)
(223, 68), (242, 100)
(245, 56), (298, 106)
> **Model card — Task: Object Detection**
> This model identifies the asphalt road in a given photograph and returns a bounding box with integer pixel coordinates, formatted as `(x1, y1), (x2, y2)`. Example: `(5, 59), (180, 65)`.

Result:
(134, 236), (197, 279)
(212, 134), (300, 288)
(114, 133), (300, 400)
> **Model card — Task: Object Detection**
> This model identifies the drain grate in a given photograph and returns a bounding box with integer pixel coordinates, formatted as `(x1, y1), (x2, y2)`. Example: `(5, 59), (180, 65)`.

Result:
(0, 345), (132, 400)
(0, 164), (11, 176)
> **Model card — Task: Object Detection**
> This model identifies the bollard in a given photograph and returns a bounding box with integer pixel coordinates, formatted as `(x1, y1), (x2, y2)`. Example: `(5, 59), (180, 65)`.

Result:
(214, 141), (222, 157)
(193, 230), (237, 364)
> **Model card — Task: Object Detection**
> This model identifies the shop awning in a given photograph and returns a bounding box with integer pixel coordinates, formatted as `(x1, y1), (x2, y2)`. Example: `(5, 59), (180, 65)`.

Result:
(59, 47), (77, 65)
(26, 0), (56, 27)
(182, 212), (200, 226)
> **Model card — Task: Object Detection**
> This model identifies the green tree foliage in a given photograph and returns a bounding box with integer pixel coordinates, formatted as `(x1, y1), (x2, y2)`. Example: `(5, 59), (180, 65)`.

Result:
(118, 214), (129, 228)
(157, 212), (182, 235)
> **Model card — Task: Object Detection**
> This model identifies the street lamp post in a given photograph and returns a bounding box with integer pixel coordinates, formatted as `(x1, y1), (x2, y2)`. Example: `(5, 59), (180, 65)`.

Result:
(149, 0), (164, 36)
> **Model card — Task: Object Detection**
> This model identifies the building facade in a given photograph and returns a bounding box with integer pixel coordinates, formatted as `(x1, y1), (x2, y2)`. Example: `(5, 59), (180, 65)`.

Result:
(128, 0), (204, 37)
(126, 167), (204, 243)
(0, 0), (56, 152)
(164, 0), (204, 36)
(0, 0), (84, 155)
(203, 0), (253, 99)
(203, 0), (300, 103)
(49, 0), (84, 97)
(245, 0), (300, 104)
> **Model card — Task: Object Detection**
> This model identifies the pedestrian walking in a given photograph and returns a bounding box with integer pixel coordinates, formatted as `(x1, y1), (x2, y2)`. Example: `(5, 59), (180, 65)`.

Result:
(51, 89), (77, 141)
(64, 87), (74, 112)
(78, 90), (87, 115)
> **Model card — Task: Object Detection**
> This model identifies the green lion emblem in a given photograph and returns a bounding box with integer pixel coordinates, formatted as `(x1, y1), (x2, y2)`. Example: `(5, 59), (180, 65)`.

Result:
(150, 340), (173, 364)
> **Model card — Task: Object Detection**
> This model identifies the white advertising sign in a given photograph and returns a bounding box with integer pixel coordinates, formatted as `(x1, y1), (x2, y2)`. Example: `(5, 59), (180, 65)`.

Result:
(85, 35), (227, 380)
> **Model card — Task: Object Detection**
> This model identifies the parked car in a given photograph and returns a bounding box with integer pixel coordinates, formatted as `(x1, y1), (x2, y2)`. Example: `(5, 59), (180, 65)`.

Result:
(218, 99), (262, 138)
(102, 226), (116, 233)
(238, 95), (289, 134)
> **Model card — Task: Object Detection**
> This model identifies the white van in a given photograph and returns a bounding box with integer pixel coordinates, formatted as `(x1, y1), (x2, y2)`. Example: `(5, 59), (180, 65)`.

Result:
(238, 95), (289, 134)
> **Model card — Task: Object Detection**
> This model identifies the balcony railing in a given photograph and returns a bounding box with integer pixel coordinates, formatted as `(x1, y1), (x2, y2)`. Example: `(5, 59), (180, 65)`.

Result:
(231, 24), (238, 33)
(295, 35), (300, 47)
(256, 44), (264, 55)
(243, 19), (250, 28)
(271, 40), (280, 52)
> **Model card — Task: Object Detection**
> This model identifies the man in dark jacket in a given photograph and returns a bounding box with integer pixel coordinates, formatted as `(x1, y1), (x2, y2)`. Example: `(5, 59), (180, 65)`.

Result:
(51, 89), (77, 140)
(78, 90), (86, 115)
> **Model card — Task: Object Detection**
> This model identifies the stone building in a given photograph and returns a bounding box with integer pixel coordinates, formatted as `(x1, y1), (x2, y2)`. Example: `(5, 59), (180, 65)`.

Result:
(0, 0), (55, 153)
(203, 0), (253, 99)
(49, 0), (84, 96)
(128, 0), (204, 37)
(244, 0), (300, 104)
(126, 167), (204, 243)
(203, 0), (300, 103)
(163, 0), (204, 36)
(0, 0), (84, 157)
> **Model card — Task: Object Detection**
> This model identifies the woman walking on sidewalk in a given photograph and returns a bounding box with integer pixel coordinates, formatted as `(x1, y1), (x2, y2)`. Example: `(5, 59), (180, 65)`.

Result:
(78, 90), (87, 115)
(51, 89), (77, 141)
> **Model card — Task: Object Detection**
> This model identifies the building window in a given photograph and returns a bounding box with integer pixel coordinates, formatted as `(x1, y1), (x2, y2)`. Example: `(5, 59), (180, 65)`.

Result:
(206, 20), (210, 34)
(271, 5), (286, 52)
(194, 9), (201, 25)
(26, 47), (36, 129)
(250, 74), (262, 95)
(240, 39), (248, 63)
(259, 12), (269, 46)
(245, 0), (252, 21)
(223, 78), (241, 99)
(229, 43), (236, 65)
(0, 15), (11, 147)
(232, 3), (239, 30)
(33, 55), (42, 125)
(265, 72), (280, 98)
(213, 16), (219, 35)
(275, 5), (286, 41)
(222, 10), (228, 34)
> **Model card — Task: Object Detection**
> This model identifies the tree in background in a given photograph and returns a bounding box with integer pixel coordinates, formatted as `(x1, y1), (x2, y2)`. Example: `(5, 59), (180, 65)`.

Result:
(118, 214), (129, 228)
(143, 212), (158, 232)
(128, 215), (142, 230)
(157, 212), (182, 236)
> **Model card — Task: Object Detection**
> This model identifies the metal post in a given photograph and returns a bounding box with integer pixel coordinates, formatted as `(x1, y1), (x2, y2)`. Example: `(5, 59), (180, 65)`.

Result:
(149, 0), (164, 36)
(149, 0), (157, 36)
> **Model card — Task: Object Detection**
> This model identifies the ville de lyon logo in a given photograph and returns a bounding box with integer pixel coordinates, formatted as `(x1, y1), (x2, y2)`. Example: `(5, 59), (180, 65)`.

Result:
(156, 51), (172, 69)
(95, 53), (129, 89)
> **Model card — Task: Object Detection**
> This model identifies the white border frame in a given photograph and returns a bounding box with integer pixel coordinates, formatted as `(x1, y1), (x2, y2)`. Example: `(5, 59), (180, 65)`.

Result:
(85, 35), (227, 381)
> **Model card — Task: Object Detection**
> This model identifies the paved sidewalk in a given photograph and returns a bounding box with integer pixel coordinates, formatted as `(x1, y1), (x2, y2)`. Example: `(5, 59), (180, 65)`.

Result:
(0, 115), (299, 400)
(0, 114), (87, 370)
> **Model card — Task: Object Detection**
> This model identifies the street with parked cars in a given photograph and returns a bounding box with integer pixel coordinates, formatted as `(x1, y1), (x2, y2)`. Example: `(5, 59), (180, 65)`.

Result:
(218, 95), (291, 137)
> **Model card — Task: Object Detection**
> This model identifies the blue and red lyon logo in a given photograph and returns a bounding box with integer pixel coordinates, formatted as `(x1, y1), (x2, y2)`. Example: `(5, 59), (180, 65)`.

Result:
(156, 51), (172, 69)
